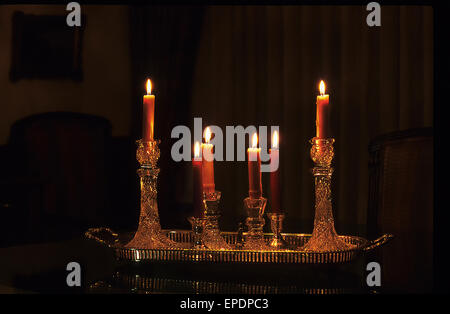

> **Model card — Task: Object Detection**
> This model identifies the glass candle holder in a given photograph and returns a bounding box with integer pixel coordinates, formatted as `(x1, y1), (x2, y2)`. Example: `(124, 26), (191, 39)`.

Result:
(302, 138), (353, 252)
(242, 197), (272, 251)
(266, 213), (289, 249)
(125, 139), (180, 249)
(188, 216), (206, 249)
(202, 191), (231, 250)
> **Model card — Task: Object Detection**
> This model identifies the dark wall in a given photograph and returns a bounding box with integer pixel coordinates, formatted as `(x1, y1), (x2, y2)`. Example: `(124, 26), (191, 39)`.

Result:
(0, 5), (133, 145)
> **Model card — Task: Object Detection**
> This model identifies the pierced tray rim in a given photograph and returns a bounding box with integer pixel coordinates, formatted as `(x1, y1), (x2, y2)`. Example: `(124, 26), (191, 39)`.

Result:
(85, 228), (393, 264)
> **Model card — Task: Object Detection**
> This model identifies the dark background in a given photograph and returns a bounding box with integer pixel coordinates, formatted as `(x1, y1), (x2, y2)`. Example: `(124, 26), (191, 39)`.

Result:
(0, 4), (435, 293)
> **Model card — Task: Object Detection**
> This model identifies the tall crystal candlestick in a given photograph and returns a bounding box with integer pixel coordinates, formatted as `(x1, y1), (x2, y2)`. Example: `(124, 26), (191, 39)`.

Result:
(302, 138), (352, 252)
(125, 139), (180, 249)
(126, 79), (178, 249)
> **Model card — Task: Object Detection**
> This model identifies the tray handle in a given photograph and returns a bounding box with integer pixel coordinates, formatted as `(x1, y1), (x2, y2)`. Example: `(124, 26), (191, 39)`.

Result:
(85, 227), (120, 247)
(362, 233), (394, 252)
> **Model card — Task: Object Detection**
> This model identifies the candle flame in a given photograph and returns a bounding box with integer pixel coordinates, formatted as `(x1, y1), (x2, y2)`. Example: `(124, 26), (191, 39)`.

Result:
(252, 133), (258, 148)
(319, 80), (326, 96)
(194, 142), (200, 158)
(272, 130), (279, 149)
(204, 127), (212, 143)
(146, 79), (152, 95)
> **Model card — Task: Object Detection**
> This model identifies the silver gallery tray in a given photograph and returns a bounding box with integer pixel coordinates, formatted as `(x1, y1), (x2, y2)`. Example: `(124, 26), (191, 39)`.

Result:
(85, 228), (393, 264)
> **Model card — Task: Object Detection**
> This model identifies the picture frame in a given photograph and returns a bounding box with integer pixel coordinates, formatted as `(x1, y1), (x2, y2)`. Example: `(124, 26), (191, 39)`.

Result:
(9, 11), (84, 82)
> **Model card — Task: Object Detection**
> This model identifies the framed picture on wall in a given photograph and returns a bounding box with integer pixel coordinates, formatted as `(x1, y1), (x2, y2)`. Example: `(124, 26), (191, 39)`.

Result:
(9, 11), (84, 82)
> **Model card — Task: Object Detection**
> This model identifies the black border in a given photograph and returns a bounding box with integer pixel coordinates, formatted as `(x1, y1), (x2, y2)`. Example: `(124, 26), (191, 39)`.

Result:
(0, 0), (446, 299)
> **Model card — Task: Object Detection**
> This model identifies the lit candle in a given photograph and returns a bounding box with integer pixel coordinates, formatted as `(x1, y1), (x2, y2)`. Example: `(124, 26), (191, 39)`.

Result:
(269, 131), (281, 213)
(142, 78), (155, 141)
(316, 80), (330, 139)
(193, 142), (203, 218)
(247, 132), (262, 199)
(201, 127), (215, 194)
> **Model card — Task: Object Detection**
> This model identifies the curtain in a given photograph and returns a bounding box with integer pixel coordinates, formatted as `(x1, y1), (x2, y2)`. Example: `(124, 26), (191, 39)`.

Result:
(189, 6), (433, 235)
(129, 5), (205, 227)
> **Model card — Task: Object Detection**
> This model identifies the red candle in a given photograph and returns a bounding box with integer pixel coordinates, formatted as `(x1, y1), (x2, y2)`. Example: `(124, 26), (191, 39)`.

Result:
(270, 131), (281, 213)
(142, 79), (155, 141)
(316, 80), (330, 139)
(193, 142), (204, 218)
(201, 127), (215, 194)
(247, 133), (262, 199)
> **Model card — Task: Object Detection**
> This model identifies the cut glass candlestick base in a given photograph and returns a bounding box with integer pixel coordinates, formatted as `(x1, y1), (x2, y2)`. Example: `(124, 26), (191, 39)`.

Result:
(188, 216), (206, 249)
(266, 213), (289, 250)
(125, 139), (182, 250)
(242, 197), (272, 251)
(302, 138), (355, 252)
(202, 191), (231, 250)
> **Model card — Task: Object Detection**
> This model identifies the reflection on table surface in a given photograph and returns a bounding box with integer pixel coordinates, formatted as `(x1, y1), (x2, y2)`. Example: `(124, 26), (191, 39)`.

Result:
(88, 272), (358, 294)
(0, 236), (376, 294)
